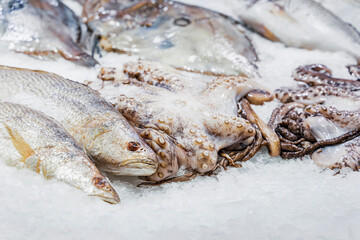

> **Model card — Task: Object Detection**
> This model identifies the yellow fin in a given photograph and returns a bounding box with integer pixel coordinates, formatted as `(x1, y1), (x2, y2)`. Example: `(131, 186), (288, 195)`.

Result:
(4, 124), (36, 163)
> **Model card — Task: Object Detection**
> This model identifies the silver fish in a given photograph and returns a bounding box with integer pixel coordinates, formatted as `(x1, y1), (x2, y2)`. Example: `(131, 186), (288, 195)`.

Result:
(315, 0), (360, 32)
(82, 0), (258, 77)
(231, 0), (360, 63)
(0, 102), (119, 203)
(0, 0), (97, 66)
(0, 66), (158, 176)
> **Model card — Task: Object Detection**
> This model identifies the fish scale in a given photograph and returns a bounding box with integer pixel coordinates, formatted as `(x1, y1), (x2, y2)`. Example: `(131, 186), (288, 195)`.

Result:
(0, 102), (120, 203)
(0, 66), (158, 176)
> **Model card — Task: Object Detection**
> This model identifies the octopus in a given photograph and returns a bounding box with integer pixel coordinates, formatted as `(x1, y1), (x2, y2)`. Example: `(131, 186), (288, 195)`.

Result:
(95, 60), (280, 183)
(271, 64), (360, 170)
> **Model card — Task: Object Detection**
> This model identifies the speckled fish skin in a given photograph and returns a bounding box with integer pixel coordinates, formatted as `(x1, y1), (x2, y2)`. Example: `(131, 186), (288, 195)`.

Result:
(0, 102), (119, 203)
(0, 0), (97, 66)
(232, 0), (360, 62)
(82, 0), (258, 77)
(0, 66), (158, 176)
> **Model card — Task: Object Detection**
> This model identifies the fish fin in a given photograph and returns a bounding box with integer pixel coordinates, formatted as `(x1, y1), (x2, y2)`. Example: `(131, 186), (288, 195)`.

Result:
(4, 124), (36, 163)
(58, 48), (98, 67)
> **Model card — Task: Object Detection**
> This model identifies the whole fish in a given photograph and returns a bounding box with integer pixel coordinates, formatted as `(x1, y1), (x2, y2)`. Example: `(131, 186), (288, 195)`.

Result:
(315, 0), (360, 31)
(0, 66), (158, 176)
(0, 0), (97, 66)
(0, 102), (119, 203)
(82, 0), (259, 77)
(231, 0), (360, 63)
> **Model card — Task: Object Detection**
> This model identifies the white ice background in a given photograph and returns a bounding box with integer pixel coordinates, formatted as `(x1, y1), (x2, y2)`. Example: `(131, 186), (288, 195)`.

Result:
(1, 1), (360, 239)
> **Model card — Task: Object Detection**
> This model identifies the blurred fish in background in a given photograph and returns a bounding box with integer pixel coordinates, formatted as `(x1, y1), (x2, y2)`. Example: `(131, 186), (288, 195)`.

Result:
(81, 0), (259, 77)
(0, 0), (97, 66)
(230, 0), (360, 68)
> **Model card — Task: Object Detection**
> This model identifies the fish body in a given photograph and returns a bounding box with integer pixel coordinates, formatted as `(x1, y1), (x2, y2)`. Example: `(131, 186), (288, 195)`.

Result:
(232, 0), (360, 62)
(0, 102), (119, 203)
(83, 0), (258, 77)
(315, 0), (360, 31)
(0, 0), (97, 66)
(0, 66), (158, 176)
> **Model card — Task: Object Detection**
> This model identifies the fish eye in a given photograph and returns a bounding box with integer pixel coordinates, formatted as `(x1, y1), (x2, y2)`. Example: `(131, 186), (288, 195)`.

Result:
(173, 17), (191, 27)
(128, 141), (141, 151)
(93, 177), (107, 188)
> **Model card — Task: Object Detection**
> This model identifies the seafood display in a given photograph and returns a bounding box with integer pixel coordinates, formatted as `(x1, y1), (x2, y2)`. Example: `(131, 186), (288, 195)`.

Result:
(271, 64), (360, 170)
(1, 0), (360, 205)
(0, 0), (97, 66)
(82, 0), (259, 76)
(230, 0), (360, 64)
(0, 66), (158, 176)
(96, 60), (278, 183)
(0, 102), (119, 203)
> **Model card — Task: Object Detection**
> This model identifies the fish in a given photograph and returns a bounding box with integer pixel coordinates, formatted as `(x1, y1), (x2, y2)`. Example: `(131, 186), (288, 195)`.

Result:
(315, 0), (360, 31)
(82, 0), (259, 77)
(0, 102), (119, 203)
(0, 65), (158, 176)
(230, 0), (360, 63)
(0, 0), (97, 66)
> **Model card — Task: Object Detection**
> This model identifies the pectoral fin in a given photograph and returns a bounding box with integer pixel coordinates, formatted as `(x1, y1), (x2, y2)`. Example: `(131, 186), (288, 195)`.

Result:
(4, 124), (36, 163)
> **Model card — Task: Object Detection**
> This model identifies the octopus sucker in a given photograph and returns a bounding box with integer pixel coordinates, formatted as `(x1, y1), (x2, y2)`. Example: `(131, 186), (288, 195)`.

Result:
(292, 64), (360, 90)
(272, 64), (360, 171)
(96, 60), (274, 182)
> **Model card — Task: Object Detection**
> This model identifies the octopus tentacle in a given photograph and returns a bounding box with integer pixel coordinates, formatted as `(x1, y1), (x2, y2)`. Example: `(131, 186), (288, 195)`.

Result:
(239, 99), (280, 156)
(139, 128), (181, 182)
(268, 102), (305, 129)
(122, 60), (187, 92)
(275, 85), (358, 104)
(293, 64), (360, 90)
(139, 172), (199, 186)
(203, 112), (256, 149)
(305, 104), (360, 129)
(281, 128), (360, 159)
(202, 75), (273, 106)
(347, 64), (360, 80)
(241, 128), (264, 161)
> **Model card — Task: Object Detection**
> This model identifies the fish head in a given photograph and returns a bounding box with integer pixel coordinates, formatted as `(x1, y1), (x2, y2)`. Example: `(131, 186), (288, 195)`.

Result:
(36, 144), (120, 204)
(89, 174), (120, 204)
(84, 117), (158, 176)
(90, 1), (258, 76)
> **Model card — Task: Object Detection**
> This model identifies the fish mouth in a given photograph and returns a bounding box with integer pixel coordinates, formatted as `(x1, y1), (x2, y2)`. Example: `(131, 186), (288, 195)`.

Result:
(102, 159), (158, 176)
(101, 194), (120, 204)
(92, 192), (120, 204)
